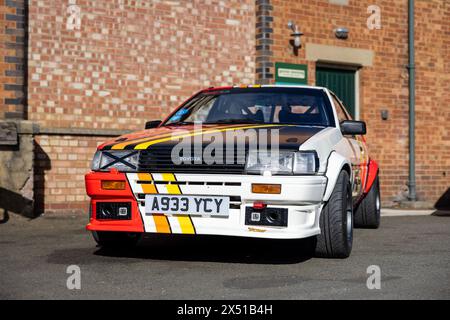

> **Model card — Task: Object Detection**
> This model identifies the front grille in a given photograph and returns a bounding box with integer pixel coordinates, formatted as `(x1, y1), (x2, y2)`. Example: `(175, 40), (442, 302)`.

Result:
(138, 146), (246, 174)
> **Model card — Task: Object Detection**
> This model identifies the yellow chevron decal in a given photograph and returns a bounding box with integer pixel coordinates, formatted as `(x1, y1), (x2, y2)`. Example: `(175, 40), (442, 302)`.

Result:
(133, 124), (283, 150)
(162, 173), (195, 235)
(112, 130), (177, 150)
(137, 173), (171, 234)
(111, 124), (246, 150)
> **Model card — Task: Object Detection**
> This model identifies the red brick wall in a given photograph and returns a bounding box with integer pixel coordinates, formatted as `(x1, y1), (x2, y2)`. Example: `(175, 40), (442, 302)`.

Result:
(28, 0), (255, 213)
(413, 0), (450, 205)
(271, 0), (449, 206)
(28, 0), (255, 131)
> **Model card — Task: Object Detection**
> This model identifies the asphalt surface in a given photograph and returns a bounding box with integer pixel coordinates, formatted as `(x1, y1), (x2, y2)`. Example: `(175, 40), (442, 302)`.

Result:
(0, 213), (449, 299)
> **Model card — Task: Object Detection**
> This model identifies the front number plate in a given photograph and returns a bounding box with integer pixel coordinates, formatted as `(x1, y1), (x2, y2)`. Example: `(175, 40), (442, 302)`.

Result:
(145, 195), (229, 217)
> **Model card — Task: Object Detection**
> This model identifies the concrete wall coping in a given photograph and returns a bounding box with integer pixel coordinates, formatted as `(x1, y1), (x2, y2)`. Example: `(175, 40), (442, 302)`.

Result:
(37, 127), (132, 137)
(0, 120), (40, 135)
(305, 43), (374, 67)
(1, 120), (132, 137)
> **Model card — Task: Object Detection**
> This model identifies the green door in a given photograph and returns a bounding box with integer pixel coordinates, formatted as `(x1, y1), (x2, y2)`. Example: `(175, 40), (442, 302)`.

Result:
(316, 67), (356, 118)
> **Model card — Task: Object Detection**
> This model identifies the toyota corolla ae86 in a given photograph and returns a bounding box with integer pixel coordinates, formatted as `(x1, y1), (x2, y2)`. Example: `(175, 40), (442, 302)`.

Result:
(85, 85), (380, 258)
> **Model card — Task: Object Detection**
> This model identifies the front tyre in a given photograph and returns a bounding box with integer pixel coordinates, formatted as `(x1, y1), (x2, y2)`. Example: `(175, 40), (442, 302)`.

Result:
(354, 176), (381, 229)
(92, 231), (142, 248)
(314, 170), (353, 258)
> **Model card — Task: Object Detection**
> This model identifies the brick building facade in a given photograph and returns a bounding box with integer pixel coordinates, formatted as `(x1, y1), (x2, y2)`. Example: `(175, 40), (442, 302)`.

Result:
(1, 0), (449, 215)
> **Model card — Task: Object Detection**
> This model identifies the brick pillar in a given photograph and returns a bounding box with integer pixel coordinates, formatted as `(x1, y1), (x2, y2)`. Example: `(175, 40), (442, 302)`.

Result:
(1, 0), (27, 120)
(255, 0), (273, 84)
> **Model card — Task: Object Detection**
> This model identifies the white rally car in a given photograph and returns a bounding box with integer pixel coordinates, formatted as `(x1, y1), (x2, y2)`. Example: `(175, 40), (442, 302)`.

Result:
(86, 85), (380, 258)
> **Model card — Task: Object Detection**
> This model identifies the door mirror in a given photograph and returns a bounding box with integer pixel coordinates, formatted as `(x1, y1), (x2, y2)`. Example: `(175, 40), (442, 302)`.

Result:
(145, 120), (162, 129)
(340, 120), (366, 135)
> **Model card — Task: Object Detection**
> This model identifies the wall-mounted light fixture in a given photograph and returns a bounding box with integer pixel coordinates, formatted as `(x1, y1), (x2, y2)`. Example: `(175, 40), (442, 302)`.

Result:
(335, 27), (349, 39)
(288, 21), (304, 55)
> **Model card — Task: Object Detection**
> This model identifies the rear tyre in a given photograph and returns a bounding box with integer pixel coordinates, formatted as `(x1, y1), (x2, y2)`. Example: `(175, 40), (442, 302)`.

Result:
(314, 170), (353, 258)
(354, 176), (381, 229)
(92, 231), (142, 248)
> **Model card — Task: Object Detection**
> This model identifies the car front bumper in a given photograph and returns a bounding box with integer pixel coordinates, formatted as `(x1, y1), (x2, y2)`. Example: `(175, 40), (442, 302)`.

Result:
(85, 172), (327, 239)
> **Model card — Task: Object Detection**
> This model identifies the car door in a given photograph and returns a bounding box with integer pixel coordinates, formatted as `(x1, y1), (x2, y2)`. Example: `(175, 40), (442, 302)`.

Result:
(330, 92), (367, 200)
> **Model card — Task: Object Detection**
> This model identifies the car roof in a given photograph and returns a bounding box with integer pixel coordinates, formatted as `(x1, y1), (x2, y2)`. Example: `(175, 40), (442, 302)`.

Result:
(203, 84), (328, 92)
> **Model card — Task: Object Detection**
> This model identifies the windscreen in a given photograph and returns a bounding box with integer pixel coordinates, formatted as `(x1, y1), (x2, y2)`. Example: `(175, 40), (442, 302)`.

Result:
(164, 87), (335, 127)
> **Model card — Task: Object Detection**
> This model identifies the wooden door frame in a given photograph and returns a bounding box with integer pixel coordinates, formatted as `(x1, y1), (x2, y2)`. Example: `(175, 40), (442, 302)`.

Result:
(316, 62), (361, 120)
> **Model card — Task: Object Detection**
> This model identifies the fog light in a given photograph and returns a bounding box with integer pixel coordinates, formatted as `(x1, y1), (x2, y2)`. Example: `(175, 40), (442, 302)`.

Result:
(117, 206), (128, 217)
(245, 207), (288, 227)
(101, 180), (126, 190)
(96, 202), (131, 220)
(98, 203), (115, 218)
(251, 184), (281, 194)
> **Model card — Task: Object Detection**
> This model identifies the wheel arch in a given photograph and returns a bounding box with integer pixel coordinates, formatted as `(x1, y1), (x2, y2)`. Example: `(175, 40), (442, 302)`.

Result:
(323, 151), (353, 202)
(341, 163), (351, 177)
(364, 158), (379, 194)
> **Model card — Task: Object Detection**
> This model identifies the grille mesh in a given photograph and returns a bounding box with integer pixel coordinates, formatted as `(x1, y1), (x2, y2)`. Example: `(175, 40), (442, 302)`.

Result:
(138, 146), (246, 174)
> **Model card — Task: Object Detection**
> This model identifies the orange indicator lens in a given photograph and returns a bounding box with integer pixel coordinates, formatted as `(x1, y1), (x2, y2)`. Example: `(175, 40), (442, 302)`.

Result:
(101, 180), (126, 190)
(251, 184), (281, 194)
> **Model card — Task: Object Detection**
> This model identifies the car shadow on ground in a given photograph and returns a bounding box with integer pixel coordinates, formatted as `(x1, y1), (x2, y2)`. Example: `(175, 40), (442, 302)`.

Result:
(93, 234), (315, 265)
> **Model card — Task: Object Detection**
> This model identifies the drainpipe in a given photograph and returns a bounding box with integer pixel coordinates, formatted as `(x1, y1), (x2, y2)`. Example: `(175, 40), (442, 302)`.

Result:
(407, 0), (417, 201)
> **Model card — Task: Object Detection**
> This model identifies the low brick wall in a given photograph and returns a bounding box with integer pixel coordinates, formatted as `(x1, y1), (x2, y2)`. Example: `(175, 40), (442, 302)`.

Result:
(34, 133), (113, 214)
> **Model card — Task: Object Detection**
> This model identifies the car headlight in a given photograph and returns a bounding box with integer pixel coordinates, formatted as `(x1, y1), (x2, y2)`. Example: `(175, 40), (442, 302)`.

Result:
(245, 150), (318, 175)
(91, 150), (140, 172)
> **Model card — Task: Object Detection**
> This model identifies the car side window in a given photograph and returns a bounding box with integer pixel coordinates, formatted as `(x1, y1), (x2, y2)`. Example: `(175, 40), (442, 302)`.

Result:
(331, 94), (350, 122)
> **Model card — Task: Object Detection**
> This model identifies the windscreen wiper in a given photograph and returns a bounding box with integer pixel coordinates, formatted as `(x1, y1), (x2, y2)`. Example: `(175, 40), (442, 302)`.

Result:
(163, 121), (195, 126)
(205, 118), (265, 124)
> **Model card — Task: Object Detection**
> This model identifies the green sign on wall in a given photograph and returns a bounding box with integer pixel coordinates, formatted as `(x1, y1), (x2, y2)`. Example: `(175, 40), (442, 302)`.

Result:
(275, 62), (308, 85)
